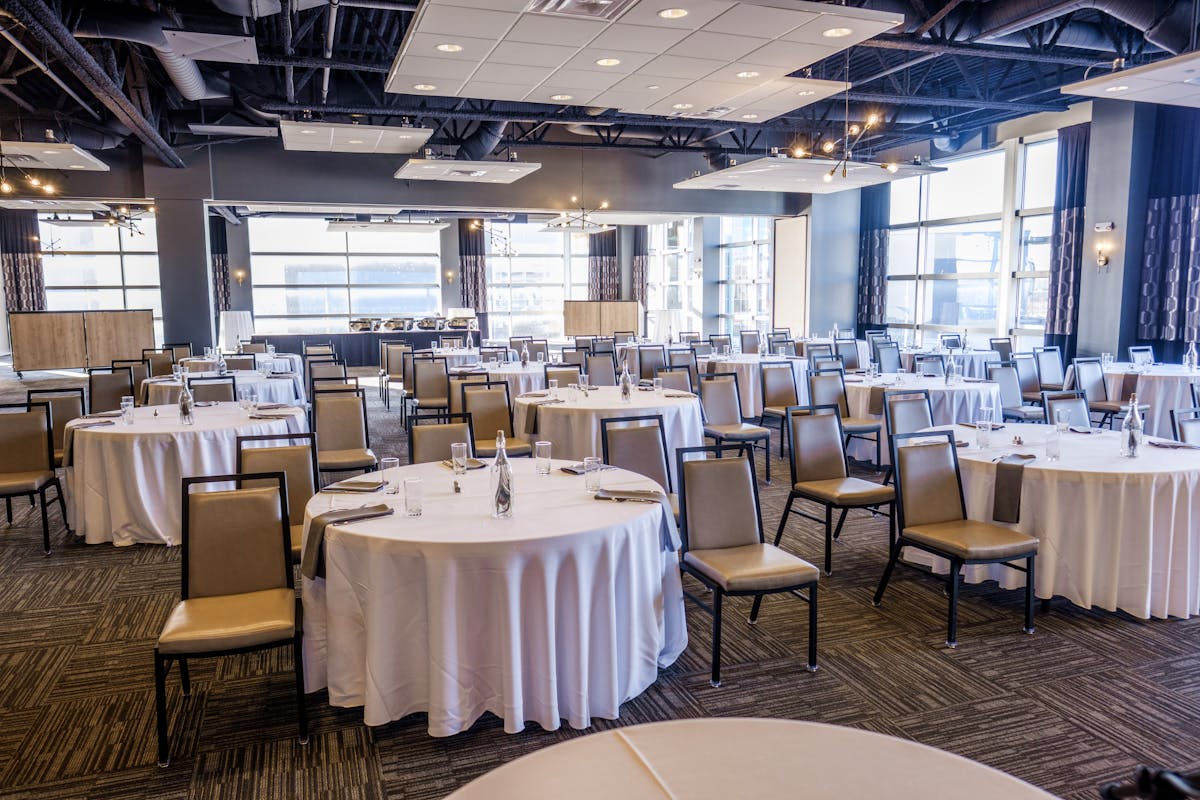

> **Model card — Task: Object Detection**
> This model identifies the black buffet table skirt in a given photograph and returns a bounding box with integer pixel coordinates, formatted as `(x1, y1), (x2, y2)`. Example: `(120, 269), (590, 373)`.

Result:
(251, 330), (480, 367)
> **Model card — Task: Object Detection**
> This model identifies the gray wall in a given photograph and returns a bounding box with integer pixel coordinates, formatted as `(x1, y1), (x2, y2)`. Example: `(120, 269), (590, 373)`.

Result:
(807, 189), (861, 336)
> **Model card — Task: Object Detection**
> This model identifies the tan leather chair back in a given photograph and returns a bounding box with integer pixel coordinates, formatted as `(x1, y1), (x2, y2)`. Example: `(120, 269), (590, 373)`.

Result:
(186, 486), (287, 598)
(384, 344), (409, 376)
(834, 339), (860, 370)
(414, 360), (449, 403)
(411, 422), (472, 464)
(312, 379), (359, 395)
(463, 386), (512, 439)
(808, 372), (849, 417)
(0, 407), (50, 472)
(682, 455), (758, 551)
(440, 336), (465, 349)
(895, 439), (963, 528)
(740, 330), (760, 355)
(605, 424), (670, 490)
(1074, 359), (1106, 402)
(480, 346), (508, 364)
(790, 411), (847, 483)
(587, 355), (616, 386)
(698, 375), (741, 426)
(315, 394), (367, 452)
(914, 355), (945, 376)
(31, 394), (82, 451)
(190, 379), (235, 403)
(657, 368), (692, 393)
(90, 371), (133, 413)
(562, 349), (588, 369)
(241, 342), (268, 354)
(241, 445), (316, 525)
(886, 395), (933, 437)
(876, 342), (901, 373)
(225, 355), (256, 371)
(638, 347), (666, 380)
(1034, 348), (1064, 385)
(146, 352), (174, 377)
(546, 366), (582, 387)
(1045, 393), (1090, 428)
(527, 340), (549, 362)
(761, 363), (797, 408)
(449, 376), (489, 414)
(169, 344), (192, 361)
(310, 360), (346, 382)
(710, 335), (732, 352)
(305, 345), (335, 356)
(692, 342), (713, 357)
(184, 360), (209, 373)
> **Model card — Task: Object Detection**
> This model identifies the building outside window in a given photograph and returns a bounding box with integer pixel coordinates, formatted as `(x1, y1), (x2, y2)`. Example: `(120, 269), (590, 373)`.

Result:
(39, 213), (164, 344)
(646, 218), (700, 336)
(484, 222), (588, 340)
(718, 216), (773, 335)
(248, 217), (441, 334)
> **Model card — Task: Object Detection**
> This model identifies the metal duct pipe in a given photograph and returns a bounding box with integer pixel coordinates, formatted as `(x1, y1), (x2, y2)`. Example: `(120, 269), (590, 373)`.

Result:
(73, 8), (227, 100)
(0, 23), (100, 119)
(456, 120), (506, 160)
(321, 0), (339, 104)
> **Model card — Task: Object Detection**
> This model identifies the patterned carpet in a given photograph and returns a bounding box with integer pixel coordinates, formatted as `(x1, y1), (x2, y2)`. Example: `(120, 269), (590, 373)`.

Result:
(1, 364), (1198, 799)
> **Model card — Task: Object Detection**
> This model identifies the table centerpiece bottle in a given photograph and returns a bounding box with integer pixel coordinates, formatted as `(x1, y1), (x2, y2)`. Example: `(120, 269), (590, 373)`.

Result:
(619, 359), (633, 403)
(491, 430), (513, 517)
(178, 384), (194, 426)
(1120, 394), (1142, 458)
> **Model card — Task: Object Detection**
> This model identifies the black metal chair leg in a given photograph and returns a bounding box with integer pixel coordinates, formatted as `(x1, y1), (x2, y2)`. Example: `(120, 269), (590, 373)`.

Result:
(39, 487), (50, 555)
(873, 542), (901, 606)
(710, 590), (723, 688)
(179, 659), (191, 696)
(5, 496), (11, 524)
(749, 594), (763, 623)
(773, 495), (794, 547)
(154, 650), (170, 767)
(764, 437), (770, 484)
(887, 502), (896, 549)
(55, 480), (68, 533)
(874, 433), (881, 472)
(807, 584), (819, 672)
(831, 507), (848, 541)
(293, 632), (309, 744)
(947, 559), (962, 648)
(1024, 555), (1037, 634)
(823, 504), (833, 575)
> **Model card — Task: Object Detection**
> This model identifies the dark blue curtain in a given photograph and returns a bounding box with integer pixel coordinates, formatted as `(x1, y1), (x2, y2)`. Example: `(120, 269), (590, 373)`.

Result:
(1043, 122), (1089, 361)
(1136, 106), (1200, 362)
(0, 209), (46, 311)
(856, 184), (890, 334)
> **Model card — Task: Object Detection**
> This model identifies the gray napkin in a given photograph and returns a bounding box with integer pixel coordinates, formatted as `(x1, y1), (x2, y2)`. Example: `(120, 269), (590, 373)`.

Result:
(64, 420), (117, 466)
(522, 398), (563, 436)
(1148, 439), (1200, 450)
(992, 453), (1036, 524)
(85, 411), (122, 418)
(301, 505), (394, 580)
(867, 386), (886, 416)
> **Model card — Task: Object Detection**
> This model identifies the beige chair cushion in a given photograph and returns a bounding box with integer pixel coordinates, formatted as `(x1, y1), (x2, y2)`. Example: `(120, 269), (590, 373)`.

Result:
(1021, 391), (1044, 403)
(841, 417), (881, 434)
(904, 519), (1039, 561)
(318, 448), (378, 470)
(53, 449), (64, 468)
(0, 470), (55, 494)
(684, 544), (819, 592)
(157, 587), (295, 654)
(475, 438), (532, 457)
(761, 405), (789, 418)
(1005, 405), (1044, 421)
(793, 477), (894, 506)
(704, 422), (768, 440)
(1090, 400), (1150, 415)
(289, 523), (303, 562)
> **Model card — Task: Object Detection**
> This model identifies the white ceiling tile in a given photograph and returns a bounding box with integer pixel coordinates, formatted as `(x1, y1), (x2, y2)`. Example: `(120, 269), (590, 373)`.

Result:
(703, 6), (819, 38)
(0, 141), (109, 171)
(388, 74), (465, 94)
(745, 39), (836, 68)
(667, 31), (767, 61)
(475, 62), (556, 85)
(703, 61), (788, 83)
(457, 80), (538, 101)
(587, 90), (661, 110)
(463, 0), (532, 10)
(655, 80), (746, 107)
(417, 5), (519, 38)
(395, 158), (542, 183)
(640, 54), (726, 79)
(527, 86), (601, 105)
(1136, 58), (1200, 83)
(562, 48), (656, 73)
(783, 13), (899, 45)
(543, 68), (625, 90)
(587, 23), (690, 51)
(609, 74), (690, 93)
(278, 122), (433, 153)
(506, 15), (607, 46)
(404, 32), (498, 61)
(396, 56), (479, 80)
(1127, 83), (1200, 104)
(1061, 50), (1200, 109)
(487, 41), (578, 68)
(615, 0), (735, 29)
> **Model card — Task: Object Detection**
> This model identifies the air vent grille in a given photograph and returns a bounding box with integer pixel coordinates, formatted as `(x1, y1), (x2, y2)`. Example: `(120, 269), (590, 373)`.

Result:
(522, 0), (638, 21)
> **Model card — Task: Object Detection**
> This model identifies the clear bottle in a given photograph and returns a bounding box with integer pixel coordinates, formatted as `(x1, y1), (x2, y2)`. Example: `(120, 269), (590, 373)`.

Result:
(178, 384), (194, 426)
(619, 359), (633, 403)
(491, 430), (513, 518)
(1185, 341), (1198, 372)
(217, 353), (227, 375)
(1121, 393), (1143, 458)
(520, 342), (529, 368)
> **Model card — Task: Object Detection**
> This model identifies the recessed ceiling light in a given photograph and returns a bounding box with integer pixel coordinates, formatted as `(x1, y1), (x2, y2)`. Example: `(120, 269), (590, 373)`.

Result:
(595, 58), (621, 67)
(1105, 84), (1129, 92)
(396, 133), (412, 139)
(435, 43), (463, 52)
(69, 164), (87, 169)
(822, 27), (853, 38)
(413, 84), (437, 91)
(672, 102), (693, 110)
(422, 165), (439, 170)
(41, 149), (57, 155)
(646, 84), (660, 90)
(735, 71), (759, 79)
(508, 168), (522, 172)
(550, 93), (573, 101)
(658, 8), (688, 18)
(348, 139), (364, 144)
(797, 90), (815, 96)
(300, 129), (317, 134)
(741, 113), (759, 119)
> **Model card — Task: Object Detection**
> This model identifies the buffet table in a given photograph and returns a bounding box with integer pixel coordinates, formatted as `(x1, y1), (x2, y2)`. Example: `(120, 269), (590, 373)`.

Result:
(251, 330), (480, 367)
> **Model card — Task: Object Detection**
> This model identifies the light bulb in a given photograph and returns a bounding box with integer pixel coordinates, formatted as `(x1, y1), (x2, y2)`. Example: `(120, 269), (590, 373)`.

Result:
(822, 171), (834, 183)
(821, 141), (836, 153)
(885, 162), (899, 173)
(0, 180), (11, 193)
(849, 124), (861, 135)
(867, 113), (880, 126)
(27, 175), (40, 187)
(791, 148), (806, 158)
(42, 183), (55, 194)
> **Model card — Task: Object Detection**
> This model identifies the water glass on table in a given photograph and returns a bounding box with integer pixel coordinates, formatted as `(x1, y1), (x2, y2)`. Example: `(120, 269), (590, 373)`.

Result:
(450, 442), (468, 476)
(380, 457), (400, 494)
(535, 441), (552, 475)
(653, 377), (663, 395)
(583, 456), (603, 492)
(975, 407), (994, 449)
(120, 395), (135, 425)
(548, 379), (559, 399)
(403, 477), (423, 516)
(578, 374), (589, 393)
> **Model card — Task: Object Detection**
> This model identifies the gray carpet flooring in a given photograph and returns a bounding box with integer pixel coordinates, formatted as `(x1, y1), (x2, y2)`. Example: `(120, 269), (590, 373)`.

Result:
(0, 365), (1198, 799)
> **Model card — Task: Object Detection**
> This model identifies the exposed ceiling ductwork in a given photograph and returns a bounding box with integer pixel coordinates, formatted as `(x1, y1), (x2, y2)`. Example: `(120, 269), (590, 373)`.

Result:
(455, 121), (506, 161)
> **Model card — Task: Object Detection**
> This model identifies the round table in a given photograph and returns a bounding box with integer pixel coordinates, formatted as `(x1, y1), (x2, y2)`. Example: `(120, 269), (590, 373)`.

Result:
(64, 404), (308, 546)
(698, 354), (808, 417)
(1102, 363), (1200, 438)
(300, 459), (686, 735)
(484, 362), (546, 397)
(446, 719), (1057, 799)
(912, 422), (1200, 619)
(512, 386), (704, 485)
(180, 352), (301, 374)
(901, 349), (1000, 379)
(432, 347), (482, 368)
(142, 370), (305, 406)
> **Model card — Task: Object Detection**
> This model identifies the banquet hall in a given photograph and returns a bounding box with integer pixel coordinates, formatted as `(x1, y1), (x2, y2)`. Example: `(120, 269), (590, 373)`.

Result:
(0, 0), (1199, 797)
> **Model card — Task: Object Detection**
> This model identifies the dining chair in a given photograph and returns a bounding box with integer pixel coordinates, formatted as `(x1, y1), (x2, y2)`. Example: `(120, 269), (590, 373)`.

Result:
(1128, 345), (1155, 366)
(1041, 390), (1091, 429)
(164, 342), (193, 361)
(143, 350), (174, 378)
(112, 359), (150, 404)
(1074, 358), (1148, 428)
(593, 337), (617, 357)
(236, 432), (319, 563)
(988, 338), (1013, 361)
(545, 364), (582, 387)
(312, 377), (360, 395)
(600, 413), (678, 522)
(655, 365), (693, 393)
(154, 473), (306, 766)
(448, 374), (490, 416)
(88, 367), (134, 413)
(586, 354), (617, 386)
(188, 377), (236, 403)
(768, 338), (797, 357)
(527, 339), (550, 363)
(1013, 354), (1043, 402)
(805, 343), (833, 360)
(183, 359), (209, 374)
(1170, 407), (1200, 444)
(479, 345), (509, 364)
(411, 357), (451, 428)
(987, 363), (1044, 422)
(678, 331), (701, 344)
(462, 381), (532, 457)
(939, 333), (963, 349)
(635, 345), (665, 381)
(697, 372), (771, 483)
(880, 389), (935, 485)
(807, 368), (882, 469)
(561, 347), (589, 371)
(383, 343), (411, 411)
(834, 339), (860, 370)
(811, 354), (845, 373)
(613, 331), (636, 344)
(509, 336), (532, 354)
(439, 335), (465, 349)
(739, 330), (761, 355)
(914, 354), (945, 376)
(26, 388), (85, 468)
(240, 342), (268, 354)
(874, 430), (1038, 648)
(876, 342), (902, 374)
(864, 330), (888, 343)
(1032, 346), (1065, 391)
(574, 335), (597, 352)
(776, 406), (895, 575)
(0, 402), (67, 554)
(759, 360), (798, 459)
(676, 445), (818, 686)
(691, 342), (713, 357)
(409, 413), (475, 465)
(313, 390), (378, 477)
(668, 348), (699, 388)
(308, 358), (346, 386)
(709, 334), (732, 353)
(224, 355), (256, 372)
(303, 342), (335, 357)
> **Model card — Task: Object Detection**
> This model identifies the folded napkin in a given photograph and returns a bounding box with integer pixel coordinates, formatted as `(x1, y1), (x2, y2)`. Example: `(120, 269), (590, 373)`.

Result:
(522, 398), (564, 435)
(664, 392), (696, 399)
(843, 376), (865, 383)
(1148, 439), (1200, 450)
(992, 453), (1036, 524)
(270, 371), (295, 377)
(72, 420), (117, 430)
(520, 391), (549, 398)
(867, 386), (886, 416)
(256, 402), (289, 410)
(440, 457), (487, 470)
(301, 505), (394, 579)
(324, 475), (385, 492)
(86, 411), (122, 419)
(249, 413), (294, 421)
(962, 377), (986, 383)
(268, 375), (294, 380)
(959, 422), (1006, 430)
(1068, 426), (1098, 434)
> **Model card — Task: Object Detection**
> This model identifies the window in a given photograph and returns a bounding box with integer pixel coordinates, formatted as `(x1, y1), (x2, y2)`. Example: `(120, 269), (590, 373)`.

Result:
(484, 222), (588, 340)
(248, 218), (441, 334)
(39, 214), (164, 344)
(647, 219), (700, 335)
(718, 216), (773, 334)
(1013, 137), (1057, 350)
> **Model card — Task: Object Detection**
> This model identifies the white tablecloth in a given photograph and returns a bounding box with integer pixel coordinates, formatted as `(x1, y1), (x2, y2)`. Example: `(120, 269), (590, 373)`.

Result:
(484, 363), (545, 397)
(1103, 363), (1200, 438)
(513, 386), (704, 484)
(901, 349), (1000, 379)
(432, 347), (482, 368)
(698, 355), (808, 417)
(219, 310), (253, 353)
(447, 719), (1056, 800)
(64, 405), (308, 546)
(180, 353), (300, 374)
(301, 460), (686, 734)
(845, 375), (1002, 464)
(142, 370), (305, 406)
(910, 423), (1200, 620)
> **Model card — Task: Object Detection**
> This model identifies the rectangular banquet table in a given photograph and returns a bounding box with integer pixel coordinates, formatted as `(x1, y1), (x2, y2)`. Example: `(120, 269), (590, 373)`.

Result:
(252, 330), (480, 367)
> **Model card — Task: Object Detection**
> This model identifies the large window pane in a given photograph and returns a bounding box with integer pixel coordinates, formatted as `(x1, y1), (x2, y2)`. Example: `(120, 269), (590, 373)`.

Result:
(889, 177), (922, 225)
(349, 287), (440, 315)
(45, 288), (125, 310)
(123, 255), (161, 285)
(925, 220), (1002, 275)
(1015, 277), (1049, 328)
(248, 217), (345, 252)
(485, 222), (571, 338)
(926, 151), (1004, 220)
(1022, 139), (1058, 209)
(254, 316), (348, 335)
(40, 219), (119, 251)
(41, 254), (122, 286)
(120, 219), (158, 252)
(885, 280), (916, 324)
(348, 256), (439, 284)
(921, 278), (999, 326)
(252, 287), (349, 316)
(887, 229), (919, 276)
(347, 229), (440, 254)
(124, 288), (163, 316)
(1018, 215), (1052, 272)
(251, 255), (346, 285)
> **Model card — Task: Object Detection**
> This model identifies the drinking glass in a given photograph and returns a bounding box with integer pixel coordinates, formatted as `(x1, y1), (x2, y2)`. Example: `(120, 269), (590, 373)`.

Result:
(653, 377), (663, 394)
(536, 351), (545, 363)
(1101, 352), (1114, 369)
(120, 396), (135, 425)
(1045, 428), (1061, 461)
(381, 457), (400, 494)
(172, 364), (183, 381)
(583, 456), (603, 491)
(1054, 407), (1071, 432)
(975, 407), (994, 449)
(267, 344), (276, 356)
(548, 378), (559, 399)
(722, 345), (732, 357)
(777, 346), (786, 357)
(578, 374), (589, 392)
(450, 442), (468, 476)
(534, 441), (552, 475)
(403, 477), (423, 516)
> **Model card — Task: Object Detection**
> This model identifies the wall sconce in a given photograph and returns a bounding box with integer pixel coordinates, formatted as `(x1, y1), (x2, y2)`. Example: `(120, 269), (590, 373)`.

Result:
(445, 270), (456, 281)
(1096, 245), (1109, 269)
(233, 268), (247, 285)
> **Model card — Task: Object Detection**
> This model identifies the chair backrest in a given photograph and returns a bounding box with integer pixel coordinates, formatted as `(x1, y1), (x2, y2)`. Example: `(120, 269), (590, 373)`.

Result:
(1033, 346), (1064, 386)
(145, 351), (174, 377)
(805, 343), (833, 359)
(772, 327), (792, 338)
(593, 337), (616, 355)
(480, 346), (509, 364)
(1172, 407), (1200, 444)
(89, 368), (133, 413)
(601, 414), (671, 491)
(760, 362), (798, 409)
(883, 390), (934, 440)
(183, 359), (209, 374)
(1042, 390), (1090, 428)
(309, 359), (346, 382)
(410, 415), (475, 464)
(1013, 354), (1041, 394)
(989, 338), (1013, 361)
(812, 354), (845, 373)
(1073, 358), (1107, 402)
(914, 354), (945, 376)
(807, 370), (849, 417)
(463, 383), (514, 440)
(768, 339), (797, 357)
(891, 432), (966, 529)
(876, 342), (902, 373)
(709, 334), (732, 352)
(314, 391), (369, 452)
(691, 342), (713, 357)
(439, 335), (465, 348)
(414, 358), (450, 403)
(789, 406), (848, 484)
(112, 359), (150, 401)
(636, 346), (665, 380)
(165, 343), (192, 360)
(739, 330), (761, 355)
(986, 364), (1024, 408)
(679, 331), (701, 343)
(26, 389), (84, 452)
(677, 447), (761, 552)
(304, 343), (335, 356)
(241, 342), (268, 354)
(575, 335), (596, 352)
(312, 377), (360, 396)
(181, 474), (290, 599)
(527, 340), (550, 362)
(697, 373), (743, 426)
(562, 347), (588, 369)
(1129, 345), (1155, 366)
(586, 355), (617, 386)
(237, 433), (318, 526)
(613, 331), (636, 344)
(225, 355), (256, 372)
(188, 377), (236, 403)
(834, 339), (860, 370)
(668, 348), (699, 386)
(0, 402), (52, 473)
(545, 365), (582, 387)
(939, 333), (962, 349)
(655, 365), (692, 393)
(449, 375), (490, 414)
(509, 336), (532, 352)
(384, 343), (410, 377)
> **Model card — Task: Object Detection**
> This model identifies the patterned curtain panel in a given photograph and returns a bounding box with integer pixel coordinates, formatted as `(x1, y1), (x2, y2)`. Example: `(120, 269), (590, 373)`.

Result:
(0, 209), (47, 312)
(458, 219), (488, 312)
(1044, 122), (1090, 360)
(209, 216), (231, 314)
(588, 228), (619, 301)
(630, 225), (649, 307)
(855, 184), (890, 331)
(1137, 107), (1200, 355)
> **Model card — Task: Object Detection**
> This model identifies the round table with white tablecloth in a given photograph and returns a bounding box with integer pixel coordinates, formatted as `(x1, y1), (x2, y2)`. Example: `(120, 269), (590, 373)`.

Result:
(431, 347), (482, 368)
(301, 459), (686, 735)
(1102, 362), (1200, 438)
(64, 404), (308, 546)
(909, 423), (1200, 620)
(141, 370), (305, 406)
(179, 352), (302, 375)
(512, 385), (703, 484)
(446, 718), (1056, 800)
(901, 349), (1000, 379)
(484, 361), (546, 397)
(843, 375), (1002, 464)
(697, 354), (808, 417)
